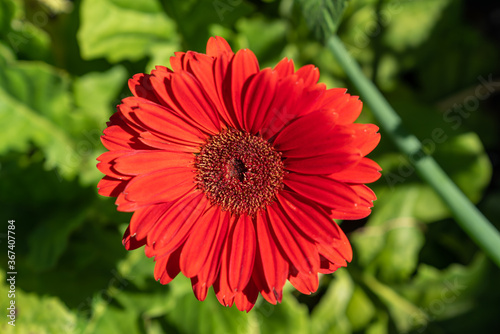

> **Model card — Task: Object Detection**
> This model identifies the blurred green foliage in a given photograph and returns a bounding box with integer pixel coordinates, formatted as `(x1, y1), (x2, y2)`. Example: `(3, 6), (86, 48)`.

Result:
(1, 0), (500, 333)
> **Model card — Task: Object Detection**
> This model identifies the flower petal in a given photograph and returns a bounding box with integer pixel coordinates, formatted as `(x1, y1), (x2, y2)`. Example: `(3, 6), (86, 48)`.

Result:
(170, 71), (221, 134)
(129, 202), (172, 241)
(228, 215), (256, 292)
(132, 101), (207, 146)
(267, 203), (320, 274)
(284, 174), (360, 210)
(295, 64), (319, 86)
(277, 190), (345, 245)
(253, 211), (288, 304)
(206, 36), (234, 58)
(123, 167), (195, 204)
(274, 109), (353, 157)
(230, 48), (260, 129)
(122, 225), (146, 251)
(288, 268), (319, 295)
(114, 150), (193, 176)
(234, 278), (259, 312)
(351, 123), (381, 156)
(97, 176), (127, 197)
(284, 151), (361, 175)
(273, 57), (295, 78)
(154, 247), (182, 285)
(329, 158), (382, 183)
(149, 191), (209, 252)
(129, 72), (162, 103)
(180, 205), (223, 278)
(243, 68), (279, 134)
(196, 211), (230, 289)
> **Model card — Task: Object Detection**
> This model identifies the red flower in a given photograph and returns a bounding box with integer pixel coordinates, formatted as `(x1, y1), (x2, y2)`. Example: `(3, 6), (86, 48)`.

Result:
(97, 36), (381, 311)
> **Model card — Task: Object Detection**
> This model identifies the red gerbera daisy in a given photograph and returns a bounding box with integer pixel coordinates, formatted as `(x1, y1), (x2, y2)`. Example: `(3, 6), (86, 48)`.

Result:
(97, 36), (381, 312)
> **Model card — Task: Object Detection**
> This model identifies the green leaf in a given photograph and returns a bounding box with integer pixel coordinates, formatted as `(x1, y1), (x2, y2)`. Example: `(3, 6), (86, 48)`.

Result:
(86, 303), (142, 334)
(0, 0), (51, 61)
(345, 285), (376, 331)
(73, 65), (128, 185)
(310, 269), (354, 334)
(160, 0), (254, 52)
(235, 16), (288, 66)
(258, 291), (310, 334)
(351, 217), (425, 282)
(382, 0), (451, 52)
(362, 274), (426, 333)
(78, 0), (179, 62)
(0, 60), (78, 178)
(163, 276), (254, 334)
(0, 270), (81, 334)
(26, 210), (87, 271)
(299, 0), (349, 40)
(73, 65), (127, 125)
(0, 0), (16, 34)
(397, 255), (488, 326)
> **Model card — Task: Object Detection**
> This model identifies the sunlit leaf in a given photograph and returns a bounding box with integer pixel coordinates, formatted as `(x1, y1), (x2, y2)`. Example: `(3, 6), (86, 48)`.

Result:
(78, 0), (179, 62)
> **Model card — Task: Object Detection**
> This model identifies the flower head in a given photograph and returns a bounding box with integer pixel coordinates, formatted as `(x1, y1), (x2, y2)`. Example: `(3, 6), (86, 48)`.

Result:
(97, 36), (381, 311)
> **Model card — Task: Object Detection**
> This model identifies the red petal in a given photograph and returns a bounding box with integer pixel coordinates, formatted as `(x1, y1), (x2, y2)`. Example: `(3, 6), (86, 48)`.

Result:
(317, 244), (347, 267)
(150, 68), (177, 109)
(123, 167), (195, 204)
(284, 151), (361, 175)
(243, 68), (279, 134)
(129, 202), (172, 241)
(291, 83), (326, 118)
(228, 215), (256, 292)
(321, 92), (362, 125)
(231, 49), (260, 129)
(259, 75), (303, 140)
(288, 267), (319, 295)
(96, 150), (132, 180)
(277, 191), (343, 245)
(284, 174), (360, 210)
(214, 217), (236, 307)
(170, 71), (221, 134)
(154, 247), (182, 284)
(97, 176), (127, 197)
(214, 53), (238, 128)
(132, 102), (207, 146)
(273, 109), (353, 158)
(115, 191), (143, 212)
(254, 211), (288, 304)
(148, 191), (208, 252)
(318, 257), (342, 274)
(186, 54), (229, 127)
(329, 158), (382, 183)
(122, 225), (146, 251)
(191, 276), (209, 301)
(351, 123), (381, 156)
(196, 211), (230, 289)
(169, 52), (187, 72)
(234, 278), (259, 312)
(295, 64), (320, 86)
(137, 132), (201, 153)
(129, 73), (161, 103)
(266, 203), (319, 274)
(114, 150), (193, 176)
(273, 57), (295, 78)
(206, 36), (234, 58)
(330, 184), (376, 220)
(180, 205), (222, 278)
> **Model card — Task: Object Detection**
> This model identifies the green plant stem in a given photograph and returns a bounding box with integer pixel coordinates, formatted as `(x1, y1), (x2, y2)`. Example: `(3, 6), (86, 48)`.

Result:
(327, 35), (500, 268)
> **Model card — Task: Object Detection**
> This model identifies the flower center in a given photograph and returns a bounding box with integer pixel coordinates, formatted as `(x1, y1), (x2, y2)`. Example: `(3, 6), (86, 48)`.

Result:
(195, 129), (284, 216)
